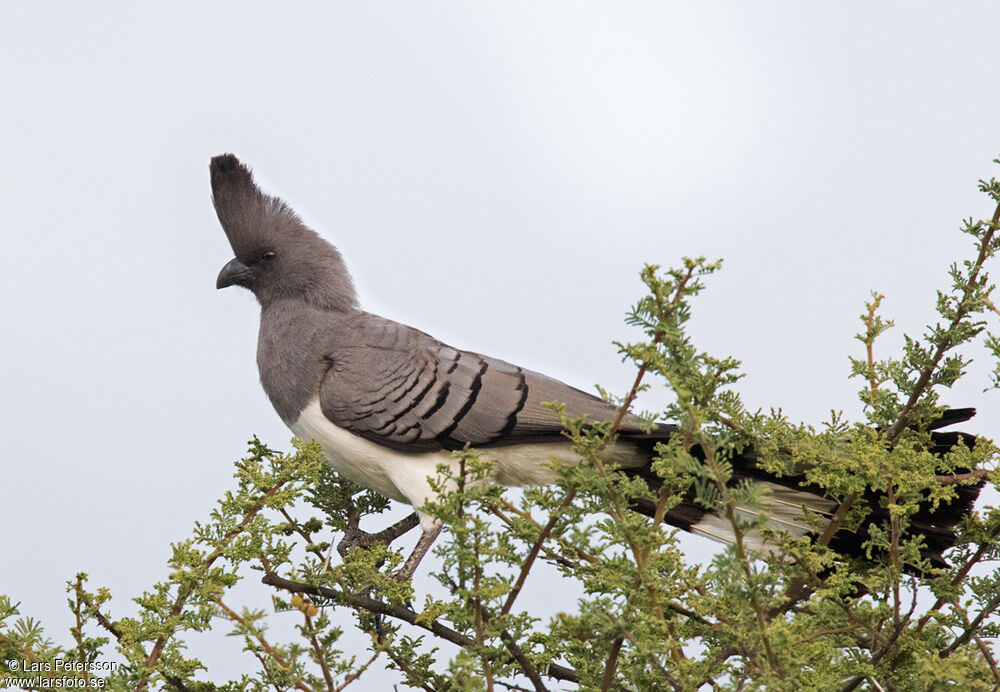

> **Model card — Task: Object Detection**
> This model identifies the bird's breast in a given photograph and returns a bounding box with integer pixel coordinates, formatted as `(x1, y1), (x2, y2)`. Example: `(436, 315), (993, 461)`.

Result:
(256, 305), (332, 424)
(287, 398), (587, 511)
(289, 397), (415, 503)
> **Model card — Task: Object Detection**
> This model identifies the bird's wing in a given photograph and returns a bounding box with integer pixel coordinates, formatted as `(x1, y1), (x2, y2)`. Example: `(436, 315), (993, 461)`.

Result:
(319, 314), (630, 452)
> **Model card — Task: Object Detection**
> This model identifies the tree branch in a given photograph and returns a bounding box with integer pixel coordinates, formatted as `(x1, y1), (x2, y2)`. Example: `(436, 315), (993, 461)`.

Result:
(261, 572), (577, 687)
(216, 598), (312, 692)
(885, 201), (1000, 442)
(936, 468), (994, 485)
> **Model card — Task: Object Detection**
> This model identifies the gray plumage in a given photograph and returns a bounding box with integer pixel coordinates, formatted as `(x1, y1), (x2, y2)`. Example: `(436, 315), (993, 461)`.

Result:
(211, 153), (982, 574)
(212, 153), (664, 579)
(212, 153), (648, 452)
(212, 155), (359, 313)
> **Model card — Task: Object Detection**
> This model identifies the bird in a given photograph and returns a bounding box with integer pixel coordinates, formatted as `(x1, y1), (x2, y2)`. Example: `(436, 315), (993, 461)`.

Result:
(211, 153), (982, 579)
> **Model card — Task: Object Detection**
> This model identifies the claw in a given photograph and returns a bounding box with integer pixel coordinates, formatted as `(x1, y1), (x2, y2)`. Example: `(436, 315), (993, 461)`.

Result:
(337, 512), (421, 558)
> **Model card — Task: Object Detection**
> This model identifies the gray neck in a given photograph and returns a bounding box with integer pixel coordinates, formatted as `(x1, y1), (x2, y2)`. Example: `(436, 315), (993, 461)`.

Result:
(256, 300), (344, 424)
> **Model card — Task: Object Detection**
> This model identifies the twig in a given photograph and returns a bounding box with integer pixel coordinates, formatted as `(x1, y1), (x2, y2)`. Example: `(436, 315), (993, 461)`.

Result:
(947, 599), (1000, 684)
(838, 616), (910, 692)
(602, 609), (684, 691)
(499, 266), (685, 619)
(915, 521), (1000, 635)
(250, 649), (287, 692)
(68, 577), (92, 687)
(261, 572), (576, 687)
(495, 681), (535, 692)
(939, 593), (1000, 659)
(216, 598), (312, 692)
(440, 572), (548, 692)
(786, 202), (1000, 633)
(688, 419), (784, 679)
(304, 612), (336, 691)
(282, 507), (317, 546)
(498, 631), (548, 692)
(936, 468), (993, 485)
(138, 473), (299, 690)
(502, 265), (701, 618)
(263, 572), (477, 646)
(472, 529), (496, 692)
(334, 651), (380, 692)
(78, 593), (191, 692)
(599, 637), (624, 692)
(380, 645), (439, 692)
(884, 201), (1000, 442)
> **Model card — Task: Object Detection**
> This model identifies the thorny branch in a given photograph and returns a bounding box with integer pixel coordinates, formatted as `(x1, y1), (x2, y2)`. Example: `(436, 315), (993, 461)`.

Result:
(262, 572), (579, 687)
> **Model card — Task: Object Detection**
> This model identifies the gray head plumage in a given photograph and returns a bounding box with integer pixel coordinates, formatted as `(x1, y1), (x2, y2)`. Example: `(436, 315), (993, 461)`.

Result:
(211, 154), (358, 311)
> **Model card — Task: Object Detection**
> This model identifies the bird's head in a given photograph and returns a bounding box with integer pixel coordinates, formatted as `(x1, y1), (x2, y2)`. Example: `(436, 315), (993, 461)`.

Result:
(210, 154), (358, 311)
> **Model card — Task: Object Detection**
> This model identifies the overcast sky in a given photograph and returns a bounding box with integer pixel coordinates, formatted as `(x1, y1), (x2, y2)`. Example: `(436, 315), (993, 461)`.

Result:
(3, 2), (1000, 688)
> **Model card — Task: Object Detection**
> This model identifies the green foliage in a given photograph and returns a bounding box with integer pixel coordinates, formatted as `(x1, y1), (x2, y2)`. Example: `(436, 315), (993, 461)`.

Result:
(4, 164), (1000, 690)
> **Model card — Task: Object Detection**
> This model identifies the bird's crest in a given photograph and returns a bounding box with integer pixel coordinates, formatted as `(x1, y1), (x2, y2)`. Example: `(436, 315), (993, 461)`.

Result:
(209, 153), (359, 311)
(210, 153), (288, 259)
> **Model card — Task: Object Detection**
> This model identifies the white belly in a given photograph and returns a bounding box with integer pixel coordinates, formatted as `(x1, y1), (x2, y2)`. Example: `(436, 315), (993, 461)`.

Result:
(289, 397), (580, 527)
(289, 399), (833, 555)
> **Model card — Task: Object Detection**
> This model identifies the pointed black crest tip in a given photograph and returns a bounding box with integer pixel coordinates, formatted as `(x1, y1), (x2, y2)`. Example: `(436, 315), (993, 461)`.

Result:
(210, 153), (251, 178)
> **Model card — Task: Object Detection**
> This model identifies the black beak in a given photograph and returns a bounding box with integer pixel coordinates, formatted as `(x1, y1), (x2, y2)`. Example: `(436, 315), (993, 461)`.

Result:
(216, 258), (253, 289)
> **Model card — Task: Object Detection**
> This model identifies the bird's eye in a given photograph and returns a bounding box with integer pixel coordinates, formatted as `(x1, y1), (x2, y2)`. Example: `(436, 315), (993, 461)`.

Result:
(261, 250), (276, 262)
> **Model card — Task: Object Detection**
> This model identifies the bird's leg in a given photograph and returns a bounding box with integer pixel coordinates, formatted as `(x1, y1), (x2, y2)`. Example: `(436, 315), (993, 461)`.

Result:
(338, 512), (420, 557)
(337, 512), (423, 610)
(394, 521), (443, 582)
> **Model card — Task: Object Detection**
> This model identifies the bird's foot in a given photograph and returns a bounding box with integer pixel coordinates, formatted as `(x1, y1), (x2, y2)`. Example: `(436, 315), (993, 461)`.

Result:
(337, 512), (421, 558)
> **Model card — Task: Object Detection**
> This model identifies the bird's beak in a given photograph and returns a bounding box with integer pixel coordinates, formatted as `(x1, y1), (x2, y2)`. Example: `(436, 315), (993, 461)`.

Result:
(216, 258), (253, 289)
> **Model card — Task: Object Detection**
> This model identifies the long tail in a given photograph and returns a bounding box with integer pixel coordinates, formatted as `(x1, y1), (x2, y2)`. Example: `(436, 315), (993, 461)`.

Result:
(622, 408), (985, 570)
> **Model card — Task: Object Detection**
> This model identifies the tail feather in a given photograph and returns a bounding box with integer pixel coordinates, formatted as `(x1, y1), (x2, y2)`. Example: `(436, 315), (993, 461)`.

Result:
(927, 407), (976, 430)
(622, 409), (985, 571)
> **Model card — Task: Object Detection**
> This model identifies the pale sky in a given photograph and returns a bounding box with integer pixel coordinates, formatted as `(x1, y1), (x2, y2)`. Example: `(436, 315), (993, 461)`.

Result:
(3, 2), (1000, 688)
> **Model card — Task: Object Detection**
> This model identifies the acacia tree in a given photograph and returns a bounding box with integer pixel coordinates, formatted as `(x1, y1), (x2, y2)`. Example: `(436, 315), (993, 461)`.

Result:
(3, 165), (1000, 691)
